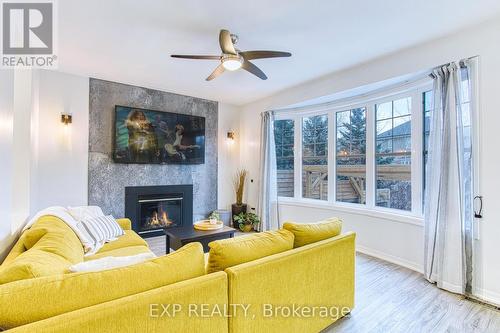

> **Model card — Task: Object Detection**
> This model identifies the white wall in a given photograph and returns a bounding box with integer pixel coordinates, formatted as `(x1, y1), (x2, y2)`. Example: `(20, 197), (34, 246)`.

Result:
(0, 70), (36, 261)
(0, 70), (89, 261)
(0, 70), (15, 260)
(239, 17), (500, 305)
(32, 70), (89, 212)
(217, 103), (241, 210)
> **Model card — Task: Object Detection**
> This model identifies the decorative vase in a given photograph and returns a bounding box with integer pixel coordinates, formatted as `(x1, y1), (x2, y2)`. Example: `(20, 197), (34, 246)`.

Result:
(240, 224), (254, 232)
(231, 203), (247, 228)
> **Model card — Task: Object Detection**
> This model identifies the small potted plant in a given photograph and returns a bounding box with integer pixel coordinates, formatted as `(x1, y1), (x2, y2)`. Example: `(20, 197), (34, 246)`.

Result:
(233, 212), (260, 232)
(208, 211), (220, 225)
(232, 169), (248, 228)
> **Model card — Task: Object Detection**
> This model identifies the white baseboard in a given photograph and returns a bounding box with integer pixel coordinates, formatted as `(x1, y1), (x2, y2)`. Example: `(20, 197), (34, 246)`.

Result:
(356, 245), (500, 308)
(472, 288), (500, 308)
(356, 245), (423, 274)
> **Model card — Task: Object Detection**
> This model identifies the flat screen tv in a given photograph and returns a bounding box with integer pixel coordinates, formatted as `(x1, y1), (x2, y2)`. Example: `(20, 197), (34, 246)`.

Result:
(113, 105), (205, 164)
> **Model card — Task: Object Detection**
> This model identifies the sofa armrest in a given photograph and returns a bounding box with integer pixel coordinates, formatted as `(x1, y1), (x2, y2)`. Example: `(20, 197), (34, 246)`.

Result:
(225, 232), (356, 333)
(116, 218), (132, 230)
(9, 272), (229, 333)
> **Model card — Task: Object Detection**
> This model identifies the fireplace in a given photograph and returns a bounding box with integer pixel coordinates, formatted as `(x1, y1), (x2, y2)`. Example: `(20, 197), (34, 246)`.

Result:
(125, 185), (193, 237)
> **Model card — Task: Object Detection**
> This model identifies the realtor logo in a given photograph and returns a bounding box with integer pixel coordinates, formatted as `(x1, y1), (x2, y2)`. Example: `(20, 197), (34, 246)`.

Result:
(1, 0), (57, 68)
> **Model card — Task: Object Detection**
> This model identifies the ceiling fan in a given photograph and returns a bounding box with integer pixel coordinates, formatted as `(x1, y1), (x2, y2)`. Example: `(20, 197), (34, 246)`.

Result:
(171, 29), (291, 81)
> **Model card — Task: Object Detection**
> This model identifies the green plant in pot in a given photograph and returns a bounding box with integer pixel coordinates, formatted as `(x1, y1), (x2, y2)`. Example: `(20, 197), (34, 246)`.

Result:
(233, 212), (260, 232)
(231, 169), (248, 228)
(208, 211), (220, 221)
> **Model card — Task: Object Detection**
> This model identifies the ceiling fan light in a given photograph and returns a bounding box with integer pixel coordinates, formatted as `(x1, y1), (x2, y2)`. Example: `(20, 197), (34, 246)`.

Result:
(222, 58), (242, 71)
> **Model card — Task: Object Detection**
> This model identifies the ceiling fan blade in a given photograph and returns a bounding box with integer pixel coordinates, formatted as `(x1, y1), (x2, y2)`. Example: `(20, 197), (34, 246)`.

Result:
(206, 63), (225, 81)
(171, 55), (221, 60)
(242, 60), (267, 80)
(219, 29), (237, 55)
(240, 50), (291, 60)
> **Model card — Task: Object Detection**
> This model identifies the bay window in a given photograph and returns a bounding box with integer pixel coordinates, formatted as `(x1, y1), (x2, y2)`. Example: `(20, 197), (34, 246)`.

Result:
(274, 81), (430, 217)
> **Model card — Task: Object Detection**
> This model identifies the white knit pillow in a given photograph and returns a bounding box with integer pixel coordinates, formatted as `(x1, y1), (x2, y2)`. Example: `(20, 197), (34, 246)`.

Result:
(77, 215), (124, 255)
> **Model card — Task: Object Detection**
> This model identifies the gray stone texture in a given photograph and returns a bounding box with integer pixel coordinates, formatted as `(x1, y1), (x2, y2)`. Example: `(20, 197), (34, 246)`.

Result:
(88, 78), (218, 220)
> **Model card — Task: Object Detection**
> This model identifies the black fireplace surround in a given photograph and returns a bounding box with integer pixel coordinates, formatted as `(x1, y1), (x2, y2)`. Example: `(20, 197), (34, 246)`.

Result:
(125, 185), (193, 238)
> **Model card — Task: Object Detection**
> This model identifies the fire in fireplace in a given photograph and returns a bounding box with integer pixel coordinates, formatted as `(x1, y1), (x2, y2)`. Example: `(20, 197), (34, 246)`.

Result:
(149, 209), (172, 227)
(139, 197), (182, 232)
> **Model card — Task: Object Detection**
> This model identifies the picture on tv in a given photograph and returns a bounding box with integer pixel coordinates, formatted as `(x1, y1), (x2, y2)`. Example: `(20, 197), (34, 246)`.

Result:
(113, 105), (205, 164)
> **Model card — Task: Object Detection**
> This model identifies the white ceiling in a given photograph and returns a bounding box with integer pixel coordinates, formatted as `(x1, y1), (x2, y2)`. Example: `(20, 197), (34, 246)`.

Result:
(58, 0), (500, 105)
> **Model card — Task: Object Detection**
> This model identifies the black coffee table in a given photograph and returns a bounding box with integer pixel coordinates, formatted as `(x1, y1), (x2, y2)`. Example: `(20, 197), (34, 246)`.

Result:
(164, 225), (236, 254)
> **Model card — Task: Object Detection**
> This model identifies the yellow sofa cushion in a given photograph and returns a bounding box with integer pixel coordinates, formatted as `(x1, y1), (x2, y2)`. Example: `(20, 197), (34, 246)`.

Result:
(207, 229), (294, 273)
(283, 217), (342, 248)
(94, 230), (147, 253)
(23, 216), (84, 262)
(0, 242), (206, 330)
(0, 234), (28, 267)
(0, 249), (72, 285)
(116, 218), (132, 230)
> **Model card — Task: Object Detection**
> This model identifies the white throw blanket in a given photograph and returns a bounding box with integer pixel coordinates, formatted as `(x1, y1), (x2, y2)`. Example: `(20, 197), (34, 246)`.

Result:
(23, 206), (76, 231)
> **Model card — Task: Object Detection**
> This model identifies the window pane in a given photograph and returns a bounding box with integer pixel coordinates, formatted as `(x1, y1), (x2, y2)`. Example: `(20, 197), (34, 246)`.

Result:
(376, 98), (412, 211)
(336, 108), (366, 204)
(376, 119), (392, 138)
(393, 97), (411, 117)
(302, 115), (328, 200)
(460, 69), (470, 103)
(274, 119), (294, 197)
(393, 115), (411, 132)
(423, 90), (433, 200)
(336, 111), (350, 127)
(423, 91), (433, 111)
(377, 137), (392, 154)
(377, 101), (392, 120)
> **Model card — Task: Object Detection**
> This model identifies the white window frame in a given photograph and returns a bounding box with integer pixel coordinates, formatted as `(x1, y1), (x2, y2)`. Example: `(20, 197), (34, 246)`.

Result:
(274, 79), (432, 223)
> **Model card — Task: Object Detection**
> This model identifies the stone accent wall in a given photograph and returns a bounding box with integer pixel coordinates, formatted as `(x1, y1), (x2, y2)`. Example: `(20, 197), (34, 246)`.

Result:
(88, 78), (217, 220)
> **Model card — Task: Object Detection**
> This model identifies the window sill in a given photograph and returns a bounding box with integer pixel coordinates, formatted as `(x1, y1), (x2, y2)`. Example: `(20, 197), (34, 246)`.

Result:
(276, 197), (424, 227)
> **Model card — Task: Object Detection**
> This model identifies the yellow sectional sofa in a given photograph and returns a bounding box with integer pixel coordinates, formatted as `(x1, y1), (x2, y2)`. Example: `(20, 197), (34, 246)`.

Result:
(0, 215), (355, 332)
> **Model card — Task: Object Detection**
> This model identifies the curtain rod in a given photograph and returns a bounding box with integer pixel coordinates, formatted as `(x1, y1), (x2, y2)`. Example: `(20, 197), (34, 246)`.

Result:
(428, 55), (479, 78)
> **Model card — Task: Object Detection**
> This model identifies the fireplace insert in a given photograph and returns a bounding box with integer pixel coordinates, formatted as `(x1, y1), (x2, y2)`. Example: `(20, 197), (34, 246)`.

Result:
(125, 185), (193, 237)
(139, 196), (182, 231)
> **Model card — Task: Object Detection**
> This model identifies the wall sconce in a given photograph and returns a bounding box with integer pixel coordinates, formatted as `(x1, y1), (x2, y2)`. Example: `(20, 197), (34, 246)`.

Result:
(227, 131), (235, 141)
(61, 113), (72, 125)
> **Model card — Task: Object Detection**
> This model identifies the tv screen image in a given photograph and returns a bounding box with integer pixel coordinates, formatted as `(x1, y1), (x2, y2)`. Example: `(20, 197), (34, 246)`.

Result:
(113, 105), (205, 164)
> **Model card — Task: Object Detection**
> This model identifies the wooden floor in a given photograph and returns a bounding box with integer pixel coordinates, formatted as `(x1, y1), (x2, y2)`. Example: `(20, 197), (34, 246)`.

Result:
(146, 236), (500, 333)
(145, 235), (165, 256)
(326, 254), (500, 333)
